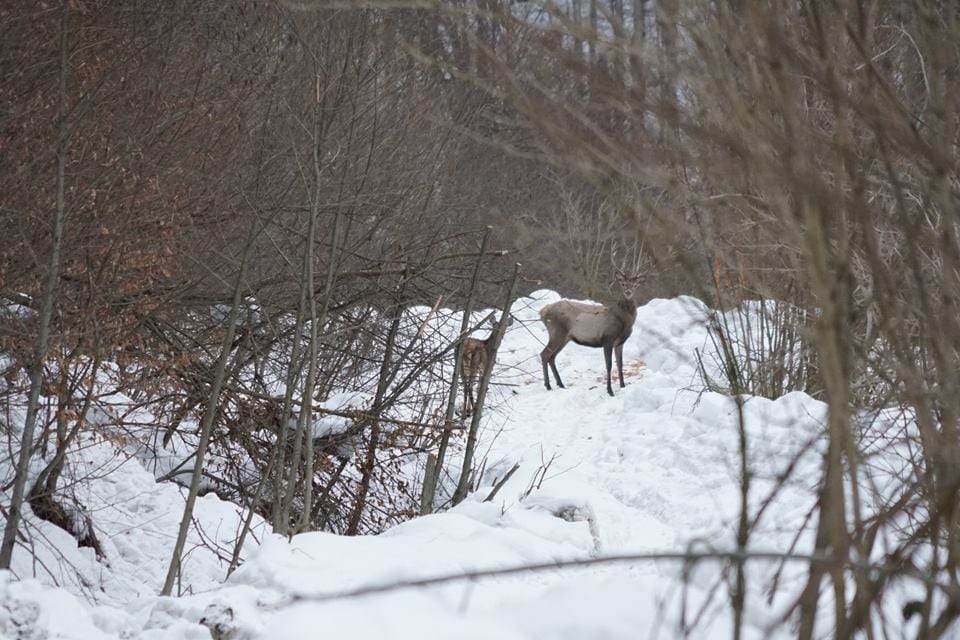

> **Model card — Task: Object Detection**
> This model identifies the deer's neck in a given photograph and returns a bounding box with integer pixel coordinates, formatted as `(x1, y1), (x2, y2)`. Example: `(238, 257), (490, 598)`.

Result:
(616, 297), (636, 318)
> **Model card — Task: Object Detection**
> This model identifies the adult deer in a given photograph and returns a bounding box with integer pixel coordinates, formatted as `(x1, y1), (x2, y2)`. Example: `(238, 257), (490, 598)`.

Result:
(460, 318), (502, 417)
(539, 256), (644, 396)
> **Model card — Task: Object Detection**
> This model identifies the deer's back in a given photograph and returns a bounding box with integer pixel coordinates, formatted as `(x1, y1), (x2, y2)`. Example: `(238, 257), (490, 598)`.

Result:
(541, 299), (631, 345)
(539, 300), (603, 327)
(461, 338), (488, 381)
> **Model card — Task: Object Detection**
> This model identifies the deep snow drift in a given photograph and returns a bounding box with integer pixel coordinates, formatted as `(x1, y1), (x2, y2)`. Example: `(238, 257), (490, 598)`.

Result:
(1, 291), (879, 638)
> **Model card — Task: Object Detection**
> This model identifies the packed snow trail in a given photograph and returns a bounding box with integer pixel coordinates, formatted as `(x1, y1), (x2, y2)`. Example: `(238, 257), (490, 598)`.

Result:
(1, 292), (834, 638)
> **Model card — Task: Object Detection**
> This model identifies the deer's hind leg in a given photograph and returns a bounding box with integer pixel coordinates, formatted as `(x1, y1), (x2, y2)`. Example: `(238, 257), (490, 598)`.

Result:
(463, 381), (475, 417)
(549, 354), (565, 389)
(540, 336), (569, 390)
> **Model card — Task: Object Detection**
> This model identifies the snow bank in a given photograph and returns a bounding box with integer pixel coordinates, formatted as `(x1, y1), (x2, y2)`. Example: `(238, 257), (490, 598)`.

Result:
(1, 292), (853, 638)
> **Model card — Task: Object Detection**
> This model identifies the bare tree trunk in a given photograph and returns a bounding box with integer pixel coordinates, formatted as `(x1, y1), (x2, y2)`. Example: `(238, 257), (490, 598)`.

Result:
(160, 221), (261, 596)
(0, 0), (70, 570)
(279, 120), (324, 535)
(571, 0), (584, 60)
(296, 292), (319, 533)
(452, 262), (520, 505)
(35, 359), (100, 498)
(420, 228), (491, 514)
(297, 104), (346, 532)
(588, 0), (598, 66)
(732, 395), (749, 640)
(226, 442), (278, 578)
(271, 250), (310, 531)
(346, 275), (406, 535)
(796, 202), (852, 639)
(278, 318), (316, 535)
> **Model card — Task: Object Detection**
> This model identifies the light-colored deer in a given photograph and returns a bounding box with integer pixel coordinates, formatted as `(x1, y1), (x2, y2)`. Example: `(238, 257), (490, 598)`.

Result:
(460, 319), (501, 417)
(539, 252), (645, 396)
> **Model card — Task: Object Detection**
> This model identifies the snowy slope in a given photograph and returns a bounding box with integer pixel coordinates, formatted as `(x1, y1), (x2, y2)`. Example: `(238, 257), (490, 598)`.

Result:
(1, 292), (841, 638)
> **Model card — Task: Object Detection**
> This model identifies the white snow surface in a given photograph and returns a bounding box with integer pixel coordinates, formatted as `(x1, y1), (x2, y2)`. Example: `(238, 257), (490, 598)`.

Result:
(1, 291), (849, 638)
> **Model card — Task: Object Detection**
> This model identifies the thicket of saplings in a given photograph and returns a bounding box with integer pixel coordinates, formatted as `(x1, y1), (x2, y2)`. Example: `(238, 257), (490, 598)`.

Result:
(0, 3), (537, 589)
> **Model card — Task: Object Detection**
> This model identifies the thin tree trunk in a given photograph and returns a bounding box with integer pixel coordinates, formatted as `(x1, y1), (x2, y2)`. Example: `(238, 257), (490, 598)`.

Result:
(296, 315), (319, 533)
(297, 113), (345, 532)
(0, 0), (71, 570)
(796, 200), (852, 639)
(313, 457), (349, 530)
(282, 224), (325, 533)
(452, 262), (520, 505)
(572, 0), (584, 61)
(420, 228), (491, 514)
(270, 290), (308, 532)
(588, 0), (598, 66)
(277, 287), (317, 533)
(37, 359), (100, 497)
(346, 275), (406, 535)
(160, 222), (261, 596)
(732, 394), (749, 640)
(225, 442), (278, 578)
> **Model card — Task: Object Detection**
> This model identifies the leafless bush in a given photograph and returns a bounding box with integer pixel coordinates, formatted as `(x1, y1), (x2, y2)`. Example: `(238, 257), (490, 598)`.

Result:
(696, 300), (821, 400)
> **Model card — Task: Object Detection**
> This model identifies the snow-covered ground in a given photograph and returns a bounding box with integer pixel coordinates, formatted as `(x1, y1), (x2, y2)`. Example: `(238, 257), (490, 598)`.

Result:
(1, 292), (856, 638)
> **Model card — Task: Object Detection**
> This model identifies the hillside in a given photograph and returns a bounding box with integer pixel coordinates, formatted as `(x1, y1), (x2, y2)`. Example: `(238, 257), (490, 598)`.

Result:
(0, 292), (914, 638)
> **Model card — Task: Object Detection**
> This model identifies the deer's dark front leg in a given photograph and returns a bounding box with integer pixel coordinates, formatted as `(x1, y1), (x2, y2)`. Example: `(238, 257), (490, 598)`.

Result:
(615, 342), (626, 388)
(603, 343), (614, 396)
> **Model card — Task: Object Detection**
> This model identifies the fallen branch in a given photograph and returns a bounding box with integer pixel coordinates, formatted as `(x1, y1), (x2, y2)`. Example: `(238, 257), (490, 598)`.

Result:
(483, 462), (520, 502)
(283, 549), (940, 604)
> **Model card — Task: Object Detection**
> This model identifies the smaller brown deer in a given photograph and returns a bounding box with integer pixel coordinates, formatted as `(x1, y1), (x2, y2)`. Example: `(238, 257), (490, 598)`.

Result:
(460, 319), (501, 417)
